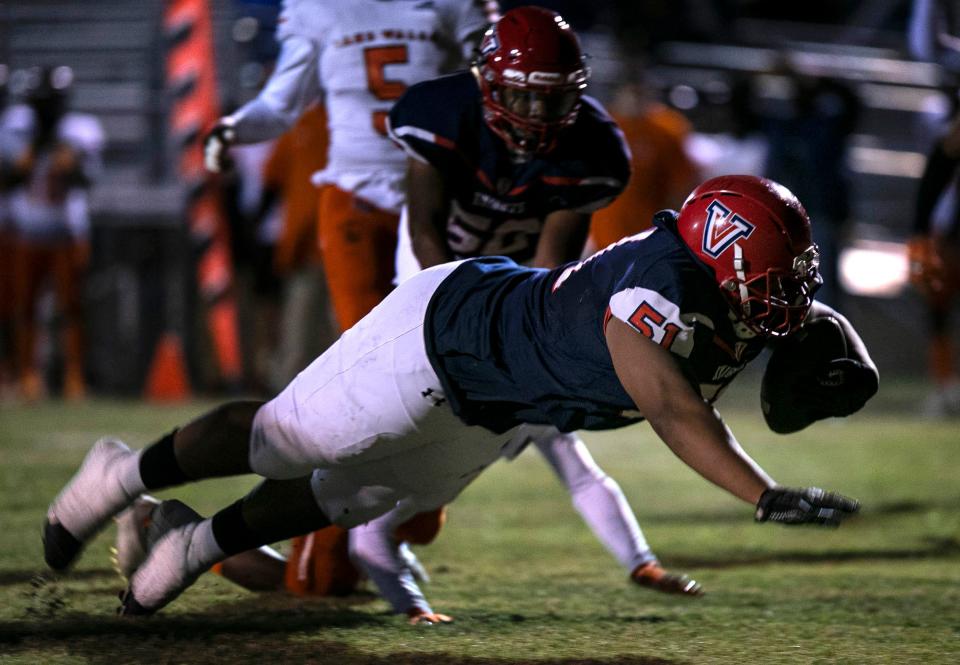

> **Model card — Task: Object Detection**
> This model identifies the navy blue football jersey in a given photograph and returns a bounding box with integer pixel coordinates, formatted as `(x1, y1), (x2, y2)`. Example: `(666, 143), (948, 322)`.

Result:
(425, 211), (769, 434)
(388, 71), (630, 264)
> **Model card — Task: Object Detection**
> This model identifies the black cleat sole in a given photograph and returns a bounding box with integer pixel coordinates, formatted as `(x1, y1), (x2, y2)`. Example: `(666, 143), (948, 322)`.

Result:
(117, 588), (155, 616)
(43, 519), (83, 571)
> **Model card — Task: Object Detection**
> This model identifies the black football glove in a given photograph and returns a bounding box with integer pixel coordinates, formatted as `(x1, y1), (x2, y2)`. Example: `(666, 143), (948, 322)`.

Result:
(203, 118), (237, 173)
(755, 487), (860, 526)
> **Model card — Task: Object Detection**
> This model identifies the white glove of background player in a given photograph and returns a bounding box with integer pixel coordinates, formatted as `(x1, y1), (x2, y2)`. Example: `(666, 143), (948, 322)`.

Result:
(203, 118), (237, 173)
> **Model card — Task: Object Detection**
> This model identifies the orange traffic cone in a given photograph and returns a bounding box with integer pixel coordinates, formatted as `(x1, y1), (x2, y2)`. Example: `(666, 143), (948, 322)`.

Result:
(144, 332), (191, 401)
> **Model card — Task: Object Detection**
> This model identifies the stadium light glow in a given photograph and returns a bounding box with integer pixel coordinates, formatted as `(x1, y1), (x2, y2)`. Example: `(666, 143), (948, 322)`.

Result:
(839, 240), (909, 297)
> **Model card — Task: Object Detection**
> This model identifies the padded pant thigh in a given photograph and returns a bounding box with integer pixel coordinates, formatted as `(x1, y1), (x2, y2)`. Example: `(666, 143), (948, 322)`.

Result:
(248, 262), (462, 479)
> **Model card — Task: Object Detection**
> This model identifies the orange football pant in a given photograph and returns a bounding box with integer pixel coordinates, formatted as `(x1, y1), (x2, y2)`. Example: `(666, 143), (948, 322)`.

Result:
(11, 238), (85, 393)
(316, 184), (399, 330)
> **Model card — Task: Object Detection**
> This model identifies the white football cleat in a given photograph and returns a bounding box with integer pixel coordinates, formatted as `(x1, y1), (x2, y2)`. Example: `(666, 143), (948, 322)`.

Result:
(112, 495), (162, 580)
(44, 438), (140, 570)
(119, 499), (207, 616)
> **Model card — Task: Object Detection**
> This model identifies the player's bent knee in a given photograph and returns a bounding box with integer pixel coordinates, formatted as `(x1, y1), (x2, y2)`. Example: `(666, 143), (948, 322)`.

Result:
(309, 469), (403, 528)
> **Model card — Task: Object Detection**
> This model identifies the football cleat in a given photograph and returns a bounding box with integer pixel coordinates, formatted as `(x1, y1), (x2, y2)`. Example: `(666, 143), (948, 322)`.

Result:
(631, 561), (704, 597)
(44, 438), (140, 570)
(118, 499), (206, 616)
(111, 495), (162, 580)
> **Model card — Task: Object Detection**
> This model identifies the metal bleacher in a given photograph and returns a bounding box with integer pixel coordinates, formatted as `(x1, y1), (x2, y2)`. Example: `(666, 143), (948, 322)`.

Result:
(644, 21), (944, 377)
(0, 0), (243, 224)
(0, 0), (243, 392)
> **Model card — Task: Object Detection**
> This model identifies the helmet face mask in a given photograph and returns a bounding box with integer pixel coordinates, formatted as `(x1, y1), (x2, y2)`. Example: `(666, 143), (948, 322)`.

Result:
(474, 7), (589, 157)
(721, 247), (822, 337)
(677, 176), (821, 338)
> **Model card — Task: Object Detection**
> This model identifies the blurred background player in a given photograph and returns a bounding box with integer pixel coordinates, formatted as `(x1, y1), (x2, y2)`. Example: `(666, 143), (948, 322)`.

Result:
(390, 6), (700, 598)
(759, 53), (861, 310)
(204, 0), (495, 329)
(392, 6), (625, 275)
(224, 102), (335, 394)
(909, 109), (960, 417)
(0, 62), (14, 398)
(586, 73), (700, 253)
(908, 0), (960, 416)
(257, 102), (336, 391)
(197, 0), (498, 619)
(219, 114), (284, 395)
(0, 65), (104, 401)
(686, 73), (769, 181)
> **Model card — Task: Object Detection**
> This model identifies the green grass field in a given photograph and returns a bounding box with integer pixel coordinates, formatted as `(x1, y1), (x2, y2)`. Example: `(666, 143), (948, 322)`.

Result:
(1, 376), (958, 664)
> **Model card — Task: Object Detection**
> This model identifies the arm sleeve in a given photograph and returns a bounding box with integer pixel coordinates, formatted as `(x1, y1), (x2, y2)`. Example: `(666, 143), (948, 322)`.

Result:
(226, 34), (321, 143)
(348, 503), (433, 615)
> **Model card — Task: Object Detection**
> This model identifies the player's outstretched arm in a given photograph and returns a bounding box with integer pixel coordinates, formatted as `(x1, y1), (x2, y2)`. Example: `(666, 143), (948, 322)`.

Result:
(605, 317), (859, 525)
(606, 316), (772, 504)
(203, 35), (320, 171)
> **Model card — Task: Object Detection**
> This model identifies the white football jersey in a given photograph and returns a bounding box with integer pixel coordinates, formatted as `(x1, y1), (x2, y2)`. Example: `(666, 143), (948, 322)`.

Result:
(230, 0), (494, 212)
(0, 105), (104, 240)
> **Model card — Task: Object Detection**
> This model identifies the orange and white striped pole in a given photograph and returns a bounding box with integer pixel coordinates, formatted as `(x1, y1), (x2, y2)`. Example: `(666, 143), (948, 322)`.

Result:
(147, 0), (243, 399)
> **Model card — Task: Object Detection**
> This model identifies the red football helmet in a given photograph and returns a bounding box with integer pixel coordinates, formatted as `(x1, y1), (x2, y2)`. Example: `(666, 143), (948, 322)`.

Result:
(473, 6), (589, 157)
(676, 175), (822, 338)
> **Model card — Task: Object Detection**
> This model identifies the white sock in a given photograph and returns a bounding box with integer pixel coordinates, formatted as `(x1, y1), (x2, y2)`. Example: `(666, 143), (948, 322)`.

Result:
(116, 450), (148, 499)
(187, 519), (227, 572)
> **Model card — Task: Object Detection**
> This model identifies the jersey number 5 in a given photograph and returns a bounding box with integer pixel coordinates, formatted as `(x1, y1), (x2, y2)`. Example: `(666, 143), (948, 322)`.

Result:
(364, 45), (408, 136)
(629, 302), (681, 349)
